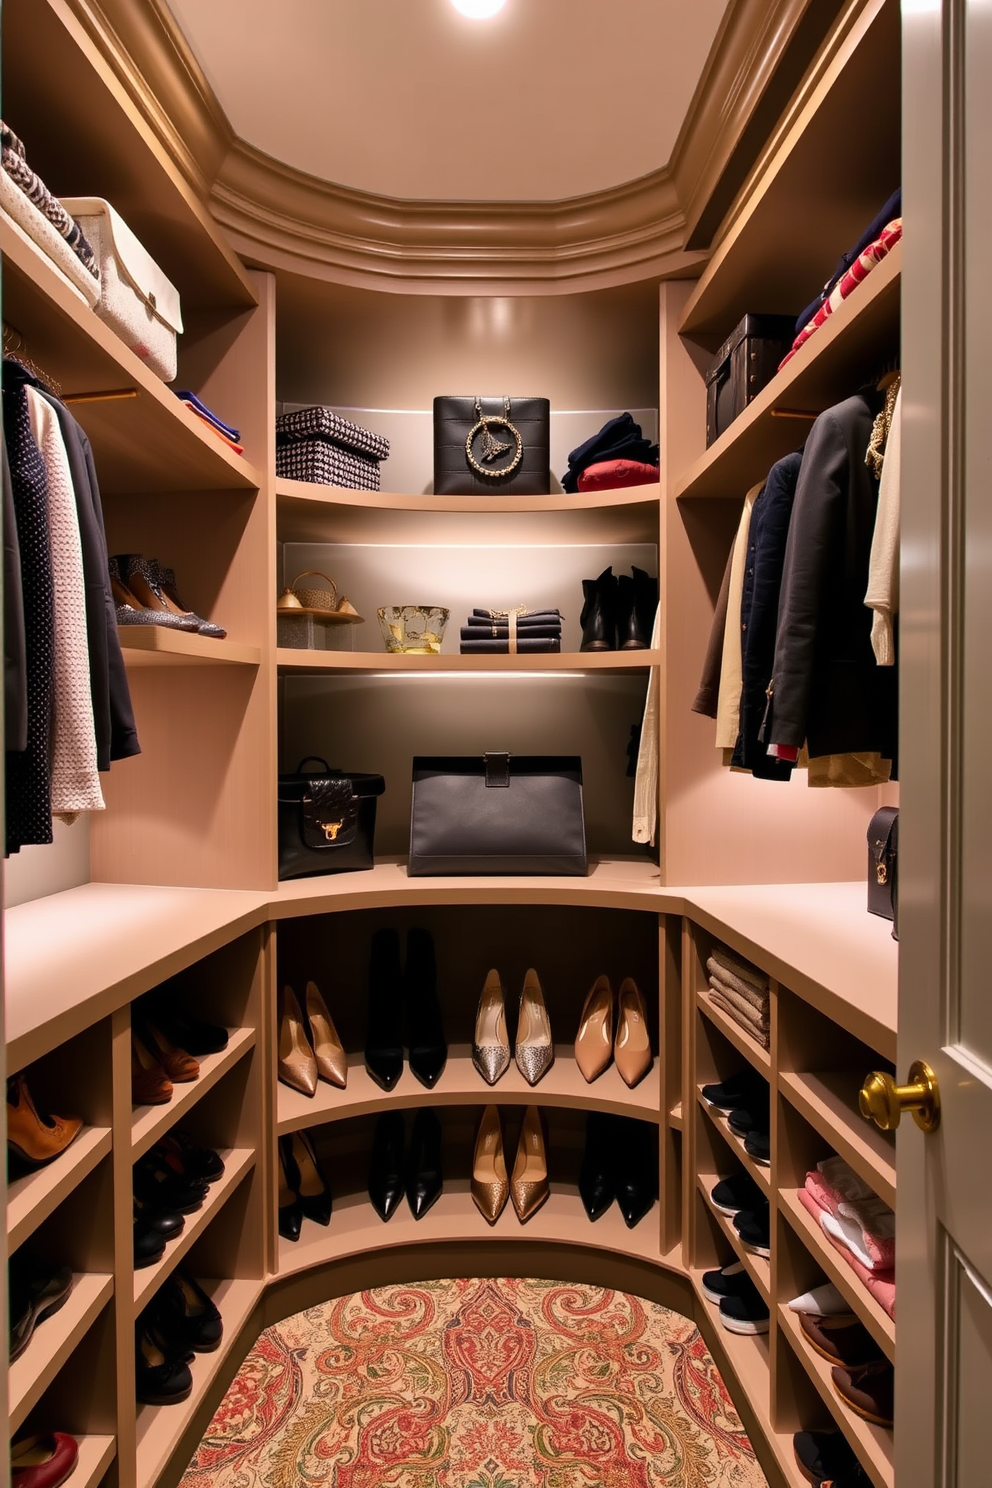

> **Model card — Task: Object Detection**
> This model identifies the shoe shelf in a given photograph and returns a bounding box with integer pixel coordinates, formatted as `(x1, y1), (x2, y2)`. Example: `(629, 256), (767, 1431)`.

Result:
(668, 1100), (683, 1130)
(63, 1435), (117, 1488)
(695, 990), (772, 1074)
(8, 1271), (114, 1433)
(276, 648), (661, 674)
(696, 1089), (771, 1196)
(778, 1069), (896, 1209)
(695, 1174), (771, 1305)
(673, 242), (901, 503)
(777, 1305), (894, 1488)
(133, 1148), (256, 1310)
(7, 1126), (113, 1254)
(0, 219), (261, 496)
(131, 1027), (257, 1160)
(276, 1048), (661, 1135)
(276, 1187), (664, 1281)
(118, 629), (262, 669)
(134, 1276), (262, 1488)
(777, 1187), (895, 1360)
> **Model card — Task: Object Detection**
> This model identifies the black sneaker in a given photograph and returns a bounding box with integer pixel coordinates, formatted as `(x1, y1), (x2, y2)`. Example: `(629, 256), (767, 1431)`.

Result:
(719, 1276), (769, 1335)
(734, 1202), (771, 1257)
(710, 1171), (763, 1216)
(701, 1260), (750, 1305)
(743, 1129), (770, 1165)
(726, 1092), (770, 1138)
(793, 1429), (869, 1485)
(700, 1070), (765, 1111)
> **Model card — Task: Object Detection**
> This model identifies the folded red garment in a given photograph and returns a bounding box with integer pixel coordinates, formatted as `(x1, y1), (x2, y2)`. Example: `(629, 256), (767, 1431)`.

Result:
(577, 459), (660, 491)
(797, 1186), (895, 1320)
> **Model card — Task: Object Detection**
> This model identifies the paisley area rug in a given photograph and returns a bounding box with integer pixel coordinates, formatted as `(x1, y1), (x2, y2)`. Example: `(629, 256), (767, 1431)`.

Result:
(181, 1278), (768, 1487)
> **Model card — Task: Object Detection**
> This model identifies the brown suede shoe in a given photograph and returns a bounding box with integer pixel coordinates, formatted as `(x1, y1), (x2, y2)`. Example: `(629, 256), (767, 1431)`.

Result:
(136, 1021), (199, 1084)
(131, 1031), (173, 1106)
(831, 1359), (894, 1426)
(799, 1311), (884, 1367)
(6, 1074), (82, 1168)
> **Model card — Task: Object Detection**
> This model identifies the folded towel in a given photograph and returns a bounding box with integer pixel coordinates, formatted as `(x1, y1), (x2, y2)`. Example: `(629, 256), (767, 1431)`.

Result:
(708, 975), (770, 1027)
(706, 959), (769, 1013)
(709, 944), (769, 994)
(816, 1156), (896, 1269)
(797, 1187), (895, 1319)
(706, 989), (770, 1049)
(459, 637), (561, 654)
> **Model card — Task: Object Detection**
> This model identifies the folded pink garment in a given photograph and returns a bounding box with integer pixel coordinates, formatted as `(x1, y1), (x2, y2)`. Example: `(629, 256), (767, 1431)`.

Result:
(810, 1157), (896, 1271)
(779, 219), (903, 369)
(797, 1186), (895, 1321)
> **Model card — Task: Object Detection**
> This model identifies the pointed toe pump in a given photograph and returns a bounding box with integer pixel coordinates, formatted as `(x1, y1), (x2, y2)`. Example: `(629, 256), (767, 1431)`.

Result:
(471, 1105), (509, 1224)
(574, 975), (614, 1082)
(406, 1106), (443, 1220)
(473, 970), (510, 1086)
(614, 978), (653, 1089)
(277, 1136), (303, 1242)
(305, 981), (347, 1089)
(579, 1111), (618, 1221)
(290, 1129), (333, 1226)
(278, 985), (318, 1098)
(515, 969), (554, 1086)
(368, 1110), (406, 1222)
(511, 1105), (550, 1223)
(365, 929), (404, 1091)
(405, 927), (447, 1089)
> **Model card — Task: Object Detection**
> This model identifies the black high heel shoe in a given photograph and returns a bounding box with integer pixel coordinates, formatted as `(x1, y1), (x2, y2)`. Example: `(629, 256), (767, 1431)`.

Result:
(615, 1117), (657, 1228)
(368, 1110), (405, 1222)
(277, 1135), (303, 1242)
(579, 1111), (617, 1221)
(406, 1107), (443, 1220)
(405, 928), (447, 1089)
(365, 929), (404, 1091)
(280, 1130), (332, 1230)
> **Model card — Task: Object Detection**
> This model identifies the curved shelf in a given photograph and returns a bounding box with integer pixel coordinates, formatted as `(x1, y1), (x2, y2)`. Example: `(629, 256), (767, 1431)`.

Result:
(276, 477), (661, 516)
(277, 1048), (660, 1135)
(277, 648), (660, 674)
(276, 1187), (663, 1280)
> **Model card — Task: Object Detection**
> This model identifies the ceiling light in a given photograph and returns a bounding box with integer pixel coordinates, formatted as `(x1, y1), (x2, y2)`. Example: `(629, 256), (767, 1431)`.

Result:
(451, 0), (506, 17)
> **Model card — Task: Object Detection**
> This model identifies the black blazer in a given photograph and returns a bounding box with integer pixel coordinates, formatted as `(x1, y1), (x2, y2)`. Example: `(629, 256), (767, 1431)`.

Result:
(765, 393), (897, 761)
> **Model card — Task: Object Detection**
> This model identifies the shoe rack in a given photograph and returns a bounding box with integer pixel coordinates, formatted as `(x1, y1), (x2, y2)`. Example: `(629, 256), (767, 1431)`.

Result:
(2, 4), (903, 1488)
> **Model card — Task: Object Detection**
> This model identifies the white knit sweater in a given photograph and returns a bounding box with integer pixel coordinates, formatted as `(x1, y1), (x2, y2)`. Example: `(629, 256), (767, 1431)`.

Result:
(25, 387), (105, 819)
(865, 387), (901, 666)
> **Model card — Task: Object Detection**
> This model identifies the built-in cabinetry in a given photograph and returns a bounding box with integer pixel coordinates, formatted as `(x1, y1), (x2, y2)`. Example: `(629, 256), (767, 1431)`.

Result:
(2, 3), (903, 1488)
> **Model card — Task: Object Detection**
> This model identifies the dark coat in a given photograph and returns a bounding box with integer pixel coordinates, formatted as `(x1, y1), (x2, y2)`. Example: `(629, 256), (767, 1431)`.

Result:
(764, 392), (898, 760)
(732, 449), (804, 778)
(692, 542), (734, 720)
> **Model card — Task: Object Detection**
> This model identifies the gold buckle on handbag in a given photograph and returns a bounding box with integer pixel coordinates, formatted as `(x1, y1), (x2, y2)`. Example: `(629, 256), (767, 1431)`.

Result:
(466, 396), (523, 479)
(322, 821), (343, 841)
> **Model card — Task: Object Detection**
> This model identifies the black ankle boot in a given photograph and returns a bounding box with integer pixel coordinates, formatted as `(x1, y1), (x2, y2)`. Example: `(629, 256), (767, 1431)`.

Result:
(365, 929), (404, 1091)
(405, 928), (447, 1089)
(632, 566), (659, 643)
(579, 566), (618, 651)
(368, 1110), (406, 1221)
(615, 1117), (658, 1228)
(579, 1111), (618, 1221)
(406, 1107), (443, 1220)
(617, 574), (646, 649)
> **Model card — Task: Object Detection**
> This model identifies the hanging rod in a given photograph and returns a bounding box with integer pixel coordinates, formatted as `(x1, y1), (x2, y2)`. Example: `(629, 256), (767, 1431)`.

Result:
(770, 408), (818, 421)
(62, 388), (138, 405)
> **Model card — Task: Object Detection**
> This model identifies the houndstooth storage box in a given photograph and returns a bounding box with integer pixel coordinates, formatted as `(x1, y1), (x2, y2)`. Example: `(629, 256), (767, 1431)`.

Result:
(276, 407), (390, 491)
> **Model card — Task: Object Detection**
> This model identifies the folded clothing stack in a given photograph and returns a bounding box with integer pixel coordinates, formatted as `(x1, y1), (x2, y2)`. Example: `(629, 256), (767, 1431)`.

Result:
(561, 413), (659, 494)
(798, 1156), (895, 1320)
(705, 944), (770, 1050)
(176, 391), (243, 455)
(0, 121), (100, 306)
(276, 406), (390, 491)
(460, 608), (562, 655)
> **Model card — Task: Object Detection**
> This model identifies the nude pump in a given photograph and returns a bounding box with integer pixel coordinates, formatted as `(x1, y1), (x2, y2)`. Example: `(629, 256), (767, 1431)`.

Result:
(511, 1105), (550, 1223)
(277, 984), (318, 1098)
(574, 975), (614, 1082)
(471, 1105), (509, 1224)
(305, 980), (347, 1088)
(614, 977), (652, 1088)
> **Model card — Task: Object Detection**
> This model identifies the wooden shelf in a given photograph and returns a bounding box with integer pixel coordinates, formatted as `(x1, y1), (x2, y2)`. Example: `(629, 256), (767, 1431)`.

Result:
(118, 629), (261, 668)
(134, 1148), (256, 1310)
(696, 1173), (771, 1305)
(696, 989), (771, 1073)
(779, 1069), (895, 1209)
(669, 1101), (684, 1130)
(63, 1435), (116, 1488)
(778, 1305), (893, 1488)
(697, 1089), (771, 1195)
(277, 1047), (660, 1134)
(0, 219), (261, 495)
(131, 1028), (256, 1160)
(778, 1188), (895, 1361)
(674, 242), (901, 502)
(8, 1272), (114, 1433)
(276, 648), (660, 674)
(7, 1126), (112, 1254)
(135, 1276), (262, 1488)
(277, 1186), (663, 1279)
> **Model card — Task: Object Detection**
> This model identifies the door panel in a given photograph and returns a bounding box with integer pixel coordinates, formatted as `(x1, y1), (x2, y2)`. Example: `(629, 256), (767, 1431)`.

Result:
(946, 1243), (992, 1488)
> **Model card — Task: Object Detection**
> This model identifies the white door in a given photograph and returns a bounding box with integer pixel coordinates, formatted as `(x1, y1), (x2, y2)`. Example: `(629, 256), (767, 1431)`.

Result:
(896, 1), (992, 1483)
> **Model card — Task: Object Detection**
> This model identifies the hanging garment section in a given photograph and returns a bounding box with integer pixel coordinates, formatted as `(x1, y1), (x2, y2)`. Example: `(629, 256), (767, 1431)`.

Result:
(3, 356), (140, 856)
(693, 374), (901, 788)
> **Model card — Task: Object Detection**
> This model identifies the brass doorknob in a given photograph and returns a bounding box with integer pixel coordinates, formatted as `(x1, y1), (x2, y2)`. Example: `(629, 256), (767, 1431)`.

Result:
(859, 1060), (940, 1133)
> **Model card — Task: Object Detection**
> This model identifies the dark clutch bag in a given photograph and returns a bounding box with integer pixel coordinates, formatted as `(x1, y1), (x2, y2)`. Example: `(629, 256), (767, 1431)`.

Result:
(433, 396), (551, 495)
(409, 752), (587, 876)
(278, 756), (385, 880)
(867, 806), (898, 938)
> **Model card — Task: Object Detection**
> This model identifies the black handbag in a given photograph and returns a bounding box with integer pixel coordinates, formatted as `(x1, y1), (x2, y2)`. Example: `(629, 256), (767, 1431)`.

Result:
(867, 806), (898, 938)
(278, 757), (385, 880)
(433, 396), (551, 495)
(409, 753), (587, 876)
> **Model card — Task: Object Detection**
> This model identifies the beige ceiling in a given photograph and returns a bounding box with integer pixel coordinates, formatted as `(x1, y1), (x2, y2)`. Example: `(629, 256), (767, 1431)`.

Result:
(164, 0), (730, 203)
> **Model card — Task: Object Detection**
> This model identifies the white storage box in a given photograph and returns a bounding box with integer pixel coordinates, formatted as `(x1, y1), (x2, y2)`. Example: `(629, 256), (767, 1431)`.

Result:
(61, 197), (183, 381)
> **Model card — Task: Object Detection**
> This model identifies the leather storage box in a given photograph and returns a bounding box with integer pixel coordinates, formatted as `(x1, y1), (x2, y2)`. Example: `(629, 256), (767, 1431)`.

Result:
(433, 396), (551, 495)
(409, 753), (587, 876)
(704, 314), (796, 447)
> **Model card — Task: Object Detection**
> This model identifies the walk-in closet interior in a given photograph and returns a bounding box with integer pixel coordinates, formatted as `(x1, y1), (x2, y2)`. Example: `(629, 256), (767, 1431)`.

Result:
(2, 1), (977, 1486)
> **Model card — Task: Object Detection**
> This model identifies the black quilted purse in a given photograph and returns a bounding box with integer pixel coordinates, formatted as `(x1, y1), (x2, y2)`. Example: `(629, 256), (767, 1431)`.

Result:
(278, 757), (385, 879)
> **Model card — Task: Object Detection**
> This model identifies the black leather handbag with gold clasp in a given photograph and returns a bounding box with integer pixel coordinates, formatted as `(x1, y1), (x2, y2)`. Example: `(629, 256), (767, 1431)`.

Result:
(867, 806), (898, 938)
(433, 395), (551, 495)
(278, 757), (385, 879)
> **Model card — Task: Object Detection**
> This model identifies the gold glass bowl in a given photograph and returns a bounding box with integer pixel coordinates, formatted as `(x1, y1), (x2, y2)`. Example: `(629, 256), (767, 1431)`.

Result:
(377, 605), (449, 654)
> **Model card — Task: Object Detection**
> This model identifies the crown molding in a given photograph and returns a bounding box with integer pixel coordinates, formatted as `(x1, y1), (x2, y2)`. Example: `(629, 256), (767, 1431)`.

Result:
(64, 0), (846, 294)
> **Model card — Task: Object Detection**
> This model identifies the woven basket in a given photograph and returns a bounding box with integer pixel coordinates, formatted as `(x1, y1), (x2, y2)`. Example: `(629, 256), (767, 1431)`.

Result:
(288, 571), (338, 611)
